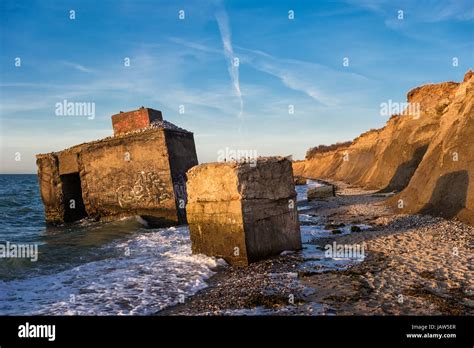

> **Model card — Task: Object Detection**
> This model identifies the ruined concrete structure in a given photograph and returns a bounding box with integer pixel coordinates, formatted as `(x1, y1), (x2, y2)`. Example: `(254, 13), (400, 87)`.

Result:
(36, 107), (198, 225)
(307, 185), (335, 200)
(186, 157), (302, 266)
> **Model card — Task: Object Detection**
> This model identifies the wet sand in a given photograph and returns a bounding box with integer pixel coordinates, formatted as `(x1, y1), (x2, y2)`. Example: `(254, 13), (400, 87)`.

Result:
(160, 181), (474, 315)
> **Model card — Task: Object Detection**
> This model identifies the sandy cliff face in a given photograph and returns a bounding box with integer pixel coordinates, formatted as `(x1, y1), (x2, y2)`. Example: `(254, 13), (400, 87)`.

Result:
(393, 71), (474, 224)
(295, 71), (473, 224)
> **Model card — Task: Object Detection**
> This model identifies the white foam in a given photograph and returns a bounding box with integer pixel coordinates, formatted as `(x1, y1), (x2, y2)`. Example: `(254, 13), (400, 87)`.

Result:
(0, 226), (221, 315)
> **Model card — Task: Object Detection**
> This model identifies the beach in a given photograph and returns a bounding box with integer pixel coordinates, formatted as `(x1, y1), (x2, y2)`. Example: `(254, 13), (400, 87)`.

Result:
(162, 181), (474, 315)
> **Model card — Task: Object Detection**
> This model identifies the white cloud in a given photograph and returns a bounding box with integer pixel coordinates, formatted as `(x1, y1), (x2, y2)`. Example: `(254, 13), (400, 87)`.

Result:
(169, 37), (372, 107)
(168, 37), (221, 55)
(61, 61), (95, 73)
(214, 6), (243, 118)
(348, 0), (474, 22)
(237, 47), (371, 107)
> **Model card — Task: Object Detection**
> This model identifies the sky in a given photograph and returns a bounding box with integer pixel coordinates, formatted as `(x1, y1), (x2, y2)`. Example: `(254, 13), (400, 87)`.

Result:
(0, 0), (473, 174)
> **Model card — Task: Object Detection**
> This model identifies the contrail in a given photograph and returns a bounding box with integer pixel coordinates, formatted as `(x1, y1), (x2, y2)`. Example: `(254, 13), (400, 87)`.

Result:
(215, 7), (243, 118)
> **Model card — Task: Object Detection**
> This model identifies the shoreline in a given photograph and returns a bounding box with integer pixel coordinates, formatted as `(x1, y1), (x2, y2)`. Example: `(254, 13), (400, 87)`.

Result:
(160, 181), (474, 315)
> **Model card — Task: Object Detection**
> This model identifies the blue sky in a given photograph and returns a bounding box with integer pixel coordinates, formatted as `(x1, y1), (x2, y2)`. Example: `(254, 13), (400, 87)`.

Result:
(0, 0), (473, 173)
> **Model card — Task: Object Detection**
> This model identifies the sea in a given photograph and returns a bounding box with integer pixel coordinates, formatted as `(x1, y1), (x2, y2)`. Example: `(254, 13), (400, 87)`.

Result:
(0, 174), (367, 315)
(0, 174), (222, 315)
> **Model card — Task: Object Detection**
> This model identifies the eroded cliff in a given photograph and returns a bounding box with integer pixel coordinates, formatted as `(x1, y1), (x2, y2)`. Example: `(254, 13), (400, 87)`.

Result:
(295, 70), (474, 224)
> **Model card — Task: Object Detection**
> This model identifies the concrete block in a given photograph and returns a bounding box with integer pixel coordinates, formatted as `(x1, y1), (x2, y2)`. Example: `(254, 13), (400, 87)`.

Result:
(307, 185), (335, 200)
(294, 176), (307, 185)
(186, 157), (301, 266)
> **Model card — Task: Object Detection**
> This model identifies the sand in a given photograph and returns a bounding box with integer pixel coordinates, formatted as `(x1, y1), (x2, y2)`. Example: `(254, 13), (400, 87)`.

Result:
(160, 181), (473, 315)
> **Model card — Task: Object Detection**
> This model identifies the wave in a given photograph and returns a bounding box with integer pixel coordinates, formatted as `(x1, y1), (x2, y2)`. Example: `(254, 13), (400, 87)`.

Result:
(0, 226), (223, 315)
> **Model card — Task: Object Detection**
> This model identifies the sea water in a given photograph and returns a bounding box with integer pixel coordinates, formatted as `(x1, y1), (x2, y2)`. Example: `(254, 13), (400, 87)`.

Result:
(0, 174), (220, 315)
(0, 175), (368, 315)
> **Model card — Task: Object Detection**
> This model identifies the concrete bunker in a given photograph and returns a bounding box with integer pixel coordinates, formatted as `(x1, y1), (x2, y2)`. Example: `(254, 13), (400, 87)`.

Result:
(36, 107), (198, 226)
(60, 173), (87, 222)
(186, 157), (302, 266)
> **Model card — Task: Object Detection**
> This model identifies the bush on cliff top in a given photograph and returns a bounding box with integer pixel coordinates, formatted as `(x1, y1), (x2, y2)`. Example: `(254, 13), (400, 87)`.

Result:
(305, 141), (352, 159)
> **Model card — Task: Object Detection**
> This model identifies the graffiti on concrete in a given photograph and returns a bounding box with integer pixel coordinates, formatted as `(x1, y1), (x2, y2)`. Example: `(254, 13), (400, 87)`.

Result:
(116, 171), (171, 208)
(173, 174), (187, 208)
